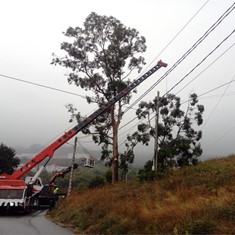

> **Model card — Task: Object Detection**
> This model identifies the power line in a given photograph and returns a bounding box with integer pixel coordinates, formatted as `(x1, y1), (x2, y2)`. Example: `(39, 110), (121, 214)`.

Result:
(204, 124), (235, 153)
(120, 3), (235, 129)
(166, 29), (235, 96)
(76, 2), (235, 157)
(118, 37), (235, 148)
(0, 73), (86, 99)
(145, 0), (210, 71)
(122, 2), (235, 115)
(175, 41), (235, 95)
(202, 71), (235, 129)
(0, 1), (210, 115)
(76, 139), (107, 171)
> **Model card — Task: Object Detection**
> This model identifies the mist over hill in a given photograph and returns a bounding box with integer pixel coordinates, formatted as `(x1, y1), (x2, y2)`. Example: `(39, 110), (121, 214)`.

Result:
(15, 144), (150, 167)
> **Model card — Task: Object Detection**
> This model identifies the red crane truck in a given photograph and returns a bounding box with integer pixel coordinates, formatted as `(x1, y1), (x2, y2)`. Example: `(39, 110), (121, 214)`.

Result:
(0, 60), (167, 213)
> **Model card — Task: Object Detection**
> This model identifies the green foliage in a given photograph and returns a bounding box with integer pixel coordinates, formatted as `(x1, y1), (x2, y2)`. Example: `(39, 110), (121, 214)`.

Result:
(126, 93), (204, 172)
(0, 143), (20, 174)
(186, 219), (217, 234)
(119, 150), (135, 174)
(51, 12), (147, 180)
(88, 176), (105, 188)
(137, 160), (156, 181)
(105, 169), (112, 184)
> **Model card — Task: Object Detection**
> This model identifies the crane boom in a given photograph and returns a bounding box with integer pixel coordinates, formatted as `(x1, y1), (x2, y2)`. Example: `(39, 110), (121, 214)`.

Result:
(2, 60), (167, 180)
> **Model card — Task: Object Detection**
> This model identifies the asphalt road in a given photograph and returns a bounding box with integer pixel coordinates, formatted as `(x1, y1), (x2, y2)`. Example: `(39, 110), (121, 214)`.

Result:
(0, 210), (74, 235)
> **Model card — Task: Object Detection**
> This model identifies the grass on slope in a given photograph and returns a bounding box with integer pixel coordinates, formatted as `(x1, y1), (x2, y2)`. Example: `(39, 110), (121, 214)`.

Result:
(48, 155), (235, 234)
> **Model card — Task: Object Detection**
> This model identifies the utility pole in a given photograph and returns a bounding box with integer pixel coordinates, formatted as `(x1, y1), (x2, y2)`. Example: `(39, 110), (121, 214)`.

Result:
(67, 137), (77, 196)
(153, 91), (160, 172)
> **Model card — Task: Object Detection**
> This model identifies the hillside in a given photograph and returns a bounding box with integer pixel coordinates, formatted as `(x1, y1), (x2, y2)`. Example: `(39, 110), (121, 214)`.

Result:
(47, 155), (235, 234)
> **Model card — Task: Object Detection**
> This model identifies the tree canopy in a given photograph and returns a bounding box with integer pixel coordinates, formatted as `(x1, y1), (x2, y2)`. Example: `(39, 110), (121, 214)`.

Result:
(0, 143), (20, 175)
(52, 12), (147, 182)
(124, 93), (204, 173)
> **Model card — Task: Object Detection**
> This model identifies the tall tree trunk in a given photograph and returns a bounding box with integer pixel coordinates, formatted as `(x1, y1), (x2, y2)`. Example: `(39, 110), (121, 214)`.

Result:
(112, 121), (119, 183)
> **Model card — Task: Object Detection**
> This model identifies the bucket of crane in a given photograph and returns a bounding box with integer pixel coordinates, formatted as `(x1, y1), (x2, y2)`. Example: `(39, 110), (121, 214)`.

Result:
(84, 156), (95, 168)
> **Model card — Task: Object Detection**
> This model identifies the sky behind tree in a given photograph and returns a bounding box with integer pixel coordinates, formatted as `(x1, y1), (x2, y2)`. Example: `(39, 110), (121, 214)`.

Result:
(0, 0), (235, 160)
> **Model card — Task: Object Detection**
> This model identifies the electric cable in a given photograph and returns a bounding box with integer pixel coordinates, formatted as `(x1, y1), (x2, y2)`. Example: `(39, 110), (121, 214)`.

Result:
(77, 139), (106, 169)
(143, 0), (210, 71)
(122, 2), (235, 115)
(0, 73), (87, 98)
(119, 28), (235, 142)
(165, 29), (235, 97)
(118, 36), (235, 148)
(202, 71), (235, 129)
(175, 41), (235, 95)
(204, 123), (235, 154)
(3, 2), (233, 161)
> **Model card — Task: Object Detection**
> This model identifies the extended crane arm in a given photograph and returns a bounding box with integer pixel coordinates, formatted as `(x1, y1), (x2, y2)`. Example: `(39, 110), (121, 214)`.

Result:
(3, 60), (167, 180)
(50, 163), (78, 185)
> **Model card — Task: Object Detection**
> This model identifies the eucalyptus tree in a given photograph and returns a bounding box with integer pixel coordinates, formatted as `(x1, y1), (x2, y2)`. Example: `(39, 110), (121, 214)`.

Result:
(124, 93), (204, 172)
(52, 12), (147, 182)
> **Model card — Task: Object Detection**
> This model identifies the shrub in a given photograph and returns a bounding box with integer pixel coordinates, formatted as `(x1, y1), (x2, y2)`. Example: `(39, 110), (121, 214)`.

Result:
(88, 176), (105, 188)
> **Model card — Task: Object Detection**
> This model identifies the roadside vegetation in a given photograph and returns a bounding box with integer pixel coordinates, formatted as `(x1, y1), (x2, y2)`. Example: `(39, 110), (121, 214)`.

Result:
(48, 154), (235, 234)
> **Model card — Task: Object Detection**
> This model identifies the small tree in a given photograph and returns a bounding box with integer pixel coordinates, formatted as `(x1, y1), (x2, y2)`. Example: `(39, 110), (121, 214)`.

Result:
(137, 160), (156, 181)
(125, 93), (204, 172)
(88, 176), (105, 188)
(0, 143), (20, 175)
(52, 12), (147, 183)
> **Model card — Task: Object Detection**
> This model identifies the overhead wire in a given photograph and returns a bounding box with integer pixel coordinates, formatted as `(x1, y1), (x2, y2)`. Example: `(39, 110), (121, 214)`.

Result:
(151, 32), (235, 124)
(175, 41), (235, 95)
(165, 29), (235, 97)
(118, 73), (235, 149)
(142, 0), (210, 71)
(119, 40), (235, 135)
(1, 1), (234, 160)
(182, 80), (235, 104)
(0, 1), (225, 124)
(204, 124), (235, 154)
(118, 4), (235, 142)
(0, 73), (87, 99)
(114, 0), (210, 145)
(0, 1), (210, 120)
(122, 2), (235, 115)
(101, 3), (235, 155)
(58, 2), (235, 161)
(76, 139), (107, 169)
(118, 30), (235, 149)
(0, 2), (233, 117)
(202, 71), (235, 129)
(64, 139), (107, 176)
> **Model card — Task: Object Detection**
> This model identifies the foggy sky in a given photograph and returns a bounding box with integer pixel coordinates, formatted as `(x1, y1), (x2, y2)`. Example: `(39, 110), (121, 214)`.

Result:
(0, 0), (235, 161)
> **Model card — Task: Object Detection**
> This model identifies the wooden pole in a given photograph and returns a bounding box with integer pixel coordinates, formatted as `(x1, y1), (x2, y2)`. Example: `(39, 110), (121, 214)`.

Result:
(67, 137), (77, 196)
(153, 91), (159, 172)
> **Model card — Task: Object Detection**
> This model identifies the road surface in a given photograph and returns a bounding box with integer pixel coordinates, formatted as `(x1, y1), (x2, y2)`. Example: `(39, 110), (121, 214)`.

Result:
(0, 210), (74, 235)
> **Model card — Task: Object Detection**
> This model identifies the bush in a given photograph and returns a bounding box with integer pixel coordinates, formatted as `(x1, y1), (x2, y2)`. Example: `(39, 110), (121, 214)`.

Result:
(105, 169), (112, 184)
(186, 219), (217, 234)
(88, 176), (105, 188)
(137, 169), (156, 181)
(137, 160), (157, 181)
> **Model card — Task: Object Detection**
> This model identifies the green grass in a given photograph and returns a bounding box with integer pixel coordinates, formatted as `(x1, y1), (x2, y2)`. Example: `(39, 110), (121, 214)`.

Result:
(47, 155), (235, 234)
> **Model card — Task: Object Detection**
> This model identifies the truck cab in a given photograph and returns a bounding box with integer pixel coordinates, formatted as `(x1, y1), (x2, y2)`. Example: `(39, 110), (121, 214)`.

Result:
(0, 180), (28, 213)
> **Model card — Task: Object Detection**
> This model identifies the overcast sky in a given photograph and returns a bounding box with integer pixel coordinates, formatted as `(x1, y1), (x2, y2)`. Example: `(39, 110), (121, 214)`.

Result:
(0, 0), (235, 161)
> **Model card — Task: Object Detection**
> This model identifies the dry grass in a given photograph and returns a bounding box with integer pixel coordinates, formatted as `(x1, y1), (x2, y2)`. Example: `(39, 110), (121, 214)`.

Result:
(48, 155), (235, 234)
